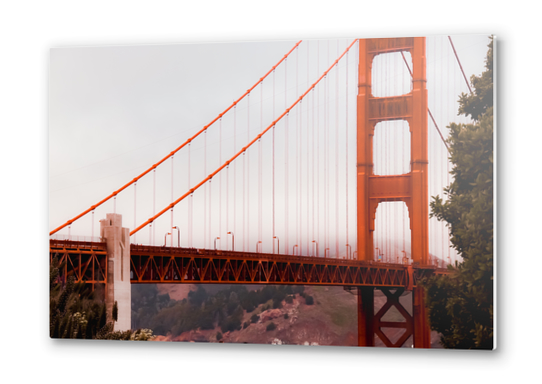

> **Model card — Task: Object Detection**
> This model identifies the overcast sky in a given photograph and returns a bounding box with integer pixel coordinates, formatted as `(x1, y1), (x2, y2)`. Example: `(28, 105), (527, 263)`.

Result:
(49, 34), (490, 259)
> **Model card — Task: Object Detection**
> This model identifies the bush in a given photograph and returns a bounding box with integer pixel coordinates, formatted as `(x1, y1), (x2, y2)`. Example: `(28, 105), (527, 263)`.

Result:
(293, 286), (305, 295)
(266, 322), (276, 332)
(243, 321), (249, 329)
(216, 332), (222, 341)
(305, 295), (314, 305)
(285, 295), (293, 304)
(272, 297), (283, 309)
(284, 313), (289, 319)
(250, 314), (259, 323)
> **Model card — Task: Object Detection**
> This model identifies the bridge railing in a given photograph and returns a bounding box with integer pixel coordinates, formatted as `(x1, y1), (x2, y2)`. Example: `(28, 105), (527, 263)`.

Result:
(49, 234), (102, 243)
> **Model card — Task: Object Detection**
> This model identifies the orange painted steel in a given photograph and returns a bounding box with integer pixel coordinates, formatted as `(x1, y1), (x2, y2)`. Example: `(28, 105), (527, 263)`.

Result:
(49, 240), (108, 292)
(49, 239), (447, 348)
(49, 240), (449, 288)
(373, 288), (413, 348)
(130, 39), (359, 236)
(49, 40), (302, 237)
(129, 244), (411, 287)
(356, 37), (430, 348)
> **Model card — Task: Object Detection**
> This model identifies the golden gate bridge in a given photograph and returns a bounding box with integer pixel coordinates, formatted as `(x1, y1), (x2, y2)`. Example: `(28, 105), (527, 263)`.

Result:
(49, 36), (487, 348)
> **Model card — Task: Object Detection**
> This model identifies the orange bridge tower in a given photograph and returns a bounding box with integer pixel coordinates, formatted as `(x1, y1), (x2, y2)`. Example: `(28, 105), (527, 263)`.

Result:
(356, 37), (431, 348)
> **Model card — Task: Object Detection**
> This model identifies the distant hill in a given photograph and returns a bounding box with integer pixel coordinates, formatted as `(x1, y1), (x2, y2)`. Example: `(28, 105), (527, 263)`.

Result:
(133, 283), (443, 348)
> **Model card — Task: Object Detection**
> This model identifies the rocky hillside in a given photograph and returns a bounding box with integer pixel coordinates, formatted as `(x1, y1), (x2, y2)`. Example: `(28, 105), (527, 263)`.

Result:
(133, 284), (442, 348)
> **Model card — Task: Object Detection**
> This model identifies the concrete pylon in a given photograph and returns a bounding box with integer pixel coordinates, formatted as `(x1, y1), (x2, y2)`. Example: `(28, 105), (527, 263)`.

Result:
(100, 213), (131, 331)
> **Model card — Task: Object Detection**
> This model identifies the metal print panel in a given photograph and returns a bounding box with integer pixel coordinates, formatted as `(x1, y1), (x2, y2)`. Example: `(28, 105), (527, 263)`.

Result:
(49, 35), (494, 349)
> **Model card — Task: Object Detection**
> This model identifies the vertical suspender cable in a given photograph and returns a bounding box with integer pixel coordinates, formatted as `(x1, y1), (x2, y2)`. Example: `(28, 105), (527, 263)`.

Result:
(204, 131), (207, 248)
(327, 40), (330, 256)
(316, 41), (320, 253)
(307, 41), (311, 255)
(345, 48), (349, 257)
(219, 118), (222, 249)
(325, 43), (328, 256)
(335, 42), (339, 258)
(259, 84), (263, 247)
(171, 155), (174, 247)
(295, 50), (303, 255)
(226, 162), (229, 249)
(209, 179), (212, 249)
(272, 71), (276, 253)
(246, 94), (251, 251)
(234, 106), (237, 248)
(243, 97), (247, 252)
(188, 144), (191, 247)
(247, 93), (251, 252)
(134, 182), (137, 244)
(154, 168), (156, 246)
(285, 58), (289, 255)
(402, 54), (406, 256)
(394, 53), (398, 261)
(312, 83), (315, 255)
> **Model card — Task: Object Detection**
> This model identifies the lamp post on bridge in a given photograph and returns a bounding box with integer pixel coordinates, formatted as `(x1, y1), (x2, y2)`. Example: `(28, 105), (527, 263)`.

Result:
(164, 232), (171, 246)
(273, 236), (279, 254)
(256, 240), (262, 253)
(227, 232), (234, 251)
(346, 244), (351, 259)
(324, 248), (330, 258)
(172, 226), (180, 247)
(292, 244), (298, 256)
(312, 240), (319, 257)
(214, 237), (220, 250)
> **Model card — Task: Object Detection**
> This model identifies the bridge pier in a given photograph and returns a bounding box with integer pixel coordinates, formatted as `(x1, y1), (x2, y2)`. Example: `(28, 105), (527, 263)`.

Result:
(413, 286), (431, 348)
(357, 287), (375, 346)
(100, 213), (131, 332)
(357, 286), (431, 348)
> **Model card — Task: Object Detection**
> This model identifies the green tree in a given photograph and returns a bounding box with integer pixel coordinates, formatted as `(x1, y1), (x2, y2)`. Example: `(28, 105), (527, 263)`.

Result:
(50, 257), (154, 340)
(423, 37), (494, 350)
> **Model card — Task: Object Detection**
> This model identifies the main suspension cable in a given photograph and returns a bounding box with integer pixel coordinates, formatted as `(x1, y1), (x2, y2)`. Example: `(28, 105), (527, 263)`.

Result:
(50, 40), (302, 236)
(131, 39), (358, 236)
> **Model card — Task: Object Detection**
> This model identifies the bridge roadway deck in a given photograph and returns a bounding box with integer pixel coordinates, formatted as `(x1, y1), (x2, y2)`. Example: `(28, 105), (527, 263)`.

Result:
(50, 240), (448, 289)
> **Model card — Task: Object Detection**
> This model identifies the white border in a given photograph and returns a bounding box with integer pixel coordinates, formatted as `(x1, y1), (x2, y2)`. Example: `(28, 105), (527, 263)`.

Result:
(1, 1), (537, 382)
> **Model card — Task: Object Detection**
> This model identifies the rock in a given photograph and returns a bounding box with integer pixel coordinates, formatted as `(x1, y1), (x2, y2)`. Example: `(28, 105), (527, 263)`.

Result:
(259, 308), (283, 323)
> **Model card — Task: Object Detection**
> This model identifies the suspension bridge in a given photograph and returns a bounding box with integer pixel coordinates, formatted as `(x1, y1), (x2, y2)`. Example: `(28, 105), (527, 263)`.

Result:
(49, 36), (484, 348)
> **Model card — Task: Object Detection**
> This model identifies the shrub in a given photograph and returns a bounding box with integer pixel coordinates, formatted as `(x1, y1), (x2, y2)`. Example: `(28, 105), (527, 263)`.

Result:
(250, 314), (259, 324)
(305, 295), (314, 305)
(272, 298), (283, 309)
(293, 285), (305, 295)
(266, 322), (276, 332)
(285, 295), (293, 304)
(284, 313), (289, 319)
(216, 332), (222, 341)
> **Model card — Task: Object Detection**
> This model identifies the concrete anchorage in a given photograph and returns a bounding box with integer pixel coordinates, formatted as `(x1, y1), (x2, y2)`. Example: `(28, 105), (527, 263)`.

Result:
(100, 213), (131, 332)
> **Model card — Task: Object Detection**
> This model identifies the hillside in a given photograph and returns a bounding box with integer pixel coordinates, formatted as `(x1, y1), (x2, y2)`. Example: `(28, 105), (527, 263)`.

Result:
(133, 284), (442, 348)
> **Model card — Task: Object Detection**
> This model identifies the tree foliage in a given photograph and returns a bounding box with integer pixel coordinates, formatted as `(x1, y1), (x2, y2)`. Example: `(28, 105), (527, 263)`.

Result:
(50, 257), (154, 340)
(131, 284), (305, 337)
(423, 37), (494, 350)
